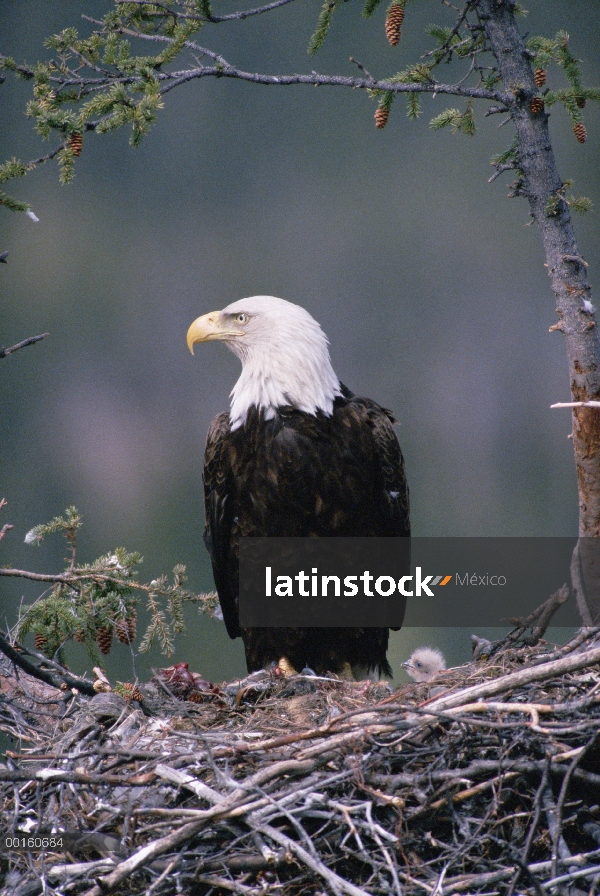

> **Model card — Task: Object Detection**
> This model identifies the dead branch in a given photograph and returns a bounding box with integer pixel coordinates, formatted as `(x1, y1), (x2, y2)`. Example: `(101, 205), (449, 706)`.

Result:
(0, 333), (49, 359)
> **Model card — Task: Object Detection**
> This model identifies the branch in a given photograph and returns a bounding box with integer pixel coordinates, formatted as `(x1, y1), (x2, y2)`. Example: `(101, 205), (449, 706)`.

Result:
(155, 63), (509, 103)
(551, 401), (600, 409)
(0, 333), (49, 359)
(504, 584), (570, 643)
(0, 565), (212, 605)
(426, 644), (600, 713)
(423, 0), (476, 61)
(0, 630), (96, 697)
(84, 19), (510, 104)
(208, 0), (301, 22)
(101, 0), (301, 23)
(488, 161), (516, 183)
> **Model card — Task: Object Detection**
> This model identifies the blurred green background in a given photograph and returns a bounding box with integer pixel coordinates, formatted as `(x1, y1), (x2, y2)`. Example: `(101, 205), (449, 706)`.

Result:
(0, 1), (598, 685)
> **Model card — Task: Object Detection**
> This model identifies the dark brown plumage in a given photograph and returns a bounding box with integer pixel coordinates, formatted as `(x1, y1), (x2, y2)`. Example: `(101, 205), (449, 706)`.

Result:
(203, 386), (410, 676)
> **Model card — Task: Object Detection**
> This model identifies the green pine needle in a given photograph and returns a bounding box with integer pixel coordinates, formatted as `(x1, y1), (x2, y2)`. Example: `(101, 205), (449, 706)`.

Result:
(363, 0), (383, 17)
(308, 0), (341, 55)
(429, 103), (475, 135)
(407, 92), (421, 119)
(568, 194), (593, 215)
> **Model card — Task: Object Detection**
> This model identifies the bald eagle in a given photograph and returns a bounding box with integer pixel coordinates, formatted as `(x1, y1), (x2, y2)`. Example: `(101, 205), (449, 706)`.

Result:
(402, 647), (446, 683)
(187, 296), (410, 678)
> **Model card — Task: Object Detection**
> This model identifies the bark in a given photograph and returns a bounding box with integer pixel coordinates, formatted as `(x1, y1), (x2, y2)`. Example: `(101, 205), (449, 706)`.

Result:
(478, 0), (600, 621)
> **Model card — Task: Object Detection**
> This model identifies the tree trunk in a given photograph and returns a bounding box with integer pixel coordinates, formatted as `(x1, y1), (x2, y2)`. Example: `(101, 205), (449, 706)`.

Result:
(478, 0), (600, 537)
(478, 0), (600, 621)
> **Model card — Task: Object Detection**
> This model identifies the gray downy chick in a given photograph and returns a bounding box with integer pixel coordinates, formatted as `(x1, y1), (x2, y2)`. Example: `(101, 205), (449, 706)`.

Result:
(402, 647), (446, 683)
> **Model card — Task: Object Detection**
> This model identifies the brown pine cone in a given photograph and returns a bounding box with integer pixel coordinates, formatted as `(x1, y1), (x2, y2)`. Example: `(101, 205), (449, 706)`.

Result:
(68, 133), (83, 156)
(34, 633), (48, 651)
(576, 96), (587, 109)
(115, 620), (129, 644)
(375, 107), (390, 129)
(530, 97), (544, 115)
(573, 122), (587, 143)
(385, 3), (404, 47)
(126, 611), (137, 643)
(96, 626), (113, 655)
(73, 630), (86, 643)
(116, 611), (137, 644)
(122, 682), (143, 702)
(533, 68), (547, 88)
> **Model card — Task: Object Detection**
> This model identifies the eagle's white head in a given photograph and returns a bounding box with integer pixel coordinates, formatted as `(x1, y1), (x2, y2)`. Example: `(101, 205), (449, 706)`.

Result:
(187, 295), (342, 430)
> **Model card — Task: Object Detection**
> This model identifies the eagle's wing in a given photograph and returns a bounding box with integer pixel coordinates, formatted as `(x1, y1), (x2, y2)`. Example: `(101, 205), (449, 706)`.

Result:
(345, 395), (410, 639)
(361, 398), (410, 538)
(203, 412), (240, 638)
(337, 384), (409, 538)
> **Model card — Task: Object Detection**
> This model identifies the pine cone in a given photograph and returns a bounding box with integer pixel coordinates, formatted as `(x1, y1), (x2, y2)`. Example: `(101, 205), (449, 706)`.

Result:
(122, 682), (143, 702)
(68, 133), (83, 156)
(116, 611), (137, 644)
(126, 611), (137, 643)
(573, 122), (587, 143)
(96, 626), (113, 655)
(530, 97), (544, 115)
(576, 96), (587, 109)
(375, 107), (390, 129)
(533, 68), (547, 88)
(385, 3), (404, 47)
(115, 620), (129, 644)
(34, 633), (48, 651)
(73, 630), (86, 643)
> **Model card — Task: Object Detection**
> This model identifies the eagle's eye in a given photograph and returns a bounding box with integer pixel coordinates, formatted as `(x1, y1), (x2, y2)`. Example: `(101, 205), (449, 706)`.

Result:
(235, 313), (247, 325)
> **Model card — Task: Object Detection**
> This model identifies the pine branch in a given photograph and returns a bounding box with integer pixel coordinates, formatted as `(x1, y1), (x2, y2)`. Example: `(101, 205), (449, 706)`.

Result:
(155, 63), (508, 102)
(2, 503), (219, 667)
(110, 0), (300, 23)
(90, 22), (508, 102)
(0, 629), (97, 697)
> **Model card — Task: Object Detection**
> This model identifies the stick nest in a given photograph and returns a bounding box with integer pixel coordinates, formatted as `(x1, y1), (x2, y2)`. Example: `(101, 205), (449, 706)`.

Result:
(2, 629), (600, 896)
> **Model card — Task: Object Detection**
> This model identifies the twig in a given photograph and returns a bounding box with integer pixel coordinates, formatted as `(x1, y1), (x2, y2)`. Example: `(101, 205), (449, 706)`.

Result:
(570, 542), (594, 626)
(0, 524), (13, 542)
(507, 760), (550, 896)
(349, 57), (373, 81)
(542, 863), (600, 890)
(542, 783), (572, 881)
(551, 401), (600, 409)
(488, 160), (516, 182)
(0, 333), (49, 359)
(551, 731), (598, 877)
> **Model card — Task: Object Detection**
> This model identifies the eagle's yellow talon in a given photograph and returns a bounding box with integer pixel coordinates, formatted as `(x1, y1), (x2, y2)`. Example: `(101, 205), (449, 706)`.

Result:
(277, 656), (297, 678)
(337, 662), (355, 682)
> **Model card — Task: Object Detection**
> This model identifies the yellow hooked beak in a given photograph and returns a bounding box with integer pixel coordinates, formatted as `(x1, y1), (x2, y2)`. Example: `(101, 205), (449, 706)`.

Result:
(186, 312), (222, 354)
